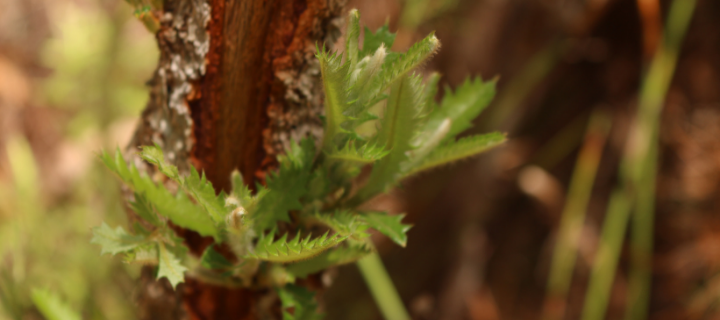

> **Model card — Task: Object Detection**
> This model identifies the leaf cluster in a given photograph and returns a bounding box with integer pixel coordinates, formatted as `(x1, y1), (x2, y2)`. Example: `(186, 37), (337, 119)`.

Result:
(92, 8), (506, 316)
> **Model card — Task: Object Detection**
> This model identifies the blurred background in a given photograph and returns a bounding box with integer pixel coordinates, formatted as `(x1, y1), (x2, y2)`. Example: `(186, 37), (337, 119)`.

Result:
(0, 0), (718, 319)
(0, 0), (155, 318)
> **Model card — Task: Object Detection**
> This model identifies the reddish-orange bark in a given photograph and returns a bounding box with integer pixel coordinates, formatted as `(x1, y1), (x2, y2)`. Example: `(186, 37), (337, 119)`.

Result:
(131, 1), (344, 319)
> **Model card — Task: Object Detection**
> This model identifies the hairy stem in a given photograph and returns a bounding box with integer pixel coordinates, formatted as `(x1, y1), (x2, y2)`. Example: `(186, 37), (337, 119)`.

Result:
(622, 1), (696, 319)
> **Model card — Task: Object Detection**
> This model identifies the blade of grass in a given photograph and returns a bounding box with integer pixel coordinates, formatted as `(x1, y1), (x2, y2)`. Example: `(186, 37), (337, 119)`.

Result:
(542, 109), (611, 320)
(624, 140), (659, 320)
(580, 189), (632, 320)
(621, 1), (696, 319)
(357, 251), (410, 320)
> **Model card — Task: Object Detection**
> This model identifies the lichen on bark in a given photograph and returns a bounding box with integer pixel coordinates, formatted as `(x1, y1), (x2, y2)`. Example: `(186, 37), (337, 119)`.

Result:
(124, 0), (347, 319)
(130, 0), (211, 172)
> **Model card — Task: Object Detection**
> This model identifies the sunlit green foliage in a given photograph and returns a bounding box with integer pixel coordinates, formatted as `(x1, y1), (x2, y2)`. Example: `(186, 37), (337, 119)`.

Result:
(0, 1), (158, 319)
(92, 8), (504, 318)
(31, 288), (81, 320)
(277, 285), (323, 320)
(246, 229), (347, 263)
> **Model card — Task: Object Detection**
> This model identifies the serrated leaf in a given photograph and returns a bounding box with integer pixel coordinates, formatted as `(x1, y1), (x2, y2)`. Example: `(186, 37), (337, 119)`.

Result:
(405, 132), (506, 177)
(360, 212), (412, 247)
(312, 211), (370, 239)
(200, 245), (234, 270)
(132, 221), (153, 237)
(100, 150), (219, 238)
(31, 288), (81, 320)
(230, 170), (256, 208)
(138, 145), (180, 180)
(141, 145), (228, 224)
(285, 244), (372, 278)
(317, 48), (351, 151)
(427, 77), (496, 141)
(157, 242), (187, 289)
(420, 72), (441, 112)
(123, 245), (159, 265)
(305, 164), (334, 202)
(344, 9), (360, 71)
(130, 192), (161, 226)
(347, 45), (387, 110)
(286, 136), (317, 165)
(364, 33), (439, 106)
(184, 167), (228, 223)
(277, 284), (324, 320)
(404, 117), (451, 172)
(326, 141), (389, 165)
(91, 222), (147, 255)
(344, 47), (390, 132)
(360, 25), (396, 58)
(253, 138), (315, 232)
(246, 229), (347, 263)
(355, 74), (425, 202)
(165, 229), (191, 258)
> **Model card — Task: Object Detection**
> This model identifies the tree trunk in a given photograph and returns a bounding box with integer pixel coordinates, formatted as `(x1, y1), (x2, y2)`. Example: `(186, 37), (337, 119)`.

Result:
(127, 0), (345, 318)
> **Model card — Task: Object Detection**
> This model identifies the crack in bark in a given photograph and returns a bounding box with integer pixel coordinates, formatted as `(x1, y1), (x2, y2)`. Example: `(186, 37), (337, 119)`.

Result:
(126, 0), (346, 319)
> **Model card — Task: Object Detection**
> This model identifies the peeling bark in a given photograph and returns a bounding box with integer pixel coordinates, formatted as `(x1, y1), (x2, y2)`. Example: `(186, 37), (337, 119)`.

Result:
(127, 0), (345, 318)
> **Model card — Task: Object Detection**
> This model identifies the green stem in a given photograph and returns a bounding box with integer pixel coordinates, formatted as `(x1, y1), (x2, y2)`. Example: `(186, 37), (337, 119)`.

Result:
(357, 252), (410, 320)
(622, 1), (696, 319)
(543, 109), (611, 320)
(581, 189), (632, 320)
(624, 141), (658, 320)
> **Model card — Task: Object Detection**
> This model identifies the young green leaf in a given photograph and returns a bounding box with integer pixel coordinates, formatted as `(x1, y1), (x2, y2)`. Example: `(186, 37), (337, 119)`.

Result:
(31, 288), (81, 320)
(317, 49), (351, 151)
(345, 28), (438, 137)
(140, 145), (228, 224)
(157, 242), (187, 289)
(91, 222), (147, 255)
(355, 74), (424, 202)
(370, 33), (439, 100)
(405, 132), (506, 177)
(285, 244), (372, 278)
(427, 77), (496, 140)
(404, 118), (452, 171)
(345, 9), (361, 71)
(185, 167), (228, 223)
(137, 145), (180, 180)
(200, 245), (234, 270)
(246, 229), (347, 263)
(359, 212), (412, 247)
(360, 25), (396, 58)
(230, 170), (257, 210)
(349, 45), (387, 102)
(123, 245), (159, 265)
(100, 150), (219, 238)
(343, 46), (388, 135)
(420, 72), (441, 112)
(326, 141), (389, 165)
(312, 211), (370, 239)
(130, 192), (162, 226)
(277, 284), (324, 320)
(253, 138), (315, 232)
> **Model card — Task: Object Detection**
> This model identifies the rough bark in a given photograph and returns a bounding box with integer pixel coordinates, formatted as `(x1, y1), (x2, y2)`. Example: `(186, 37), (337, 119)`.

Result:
(127, 0), (345, 319)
